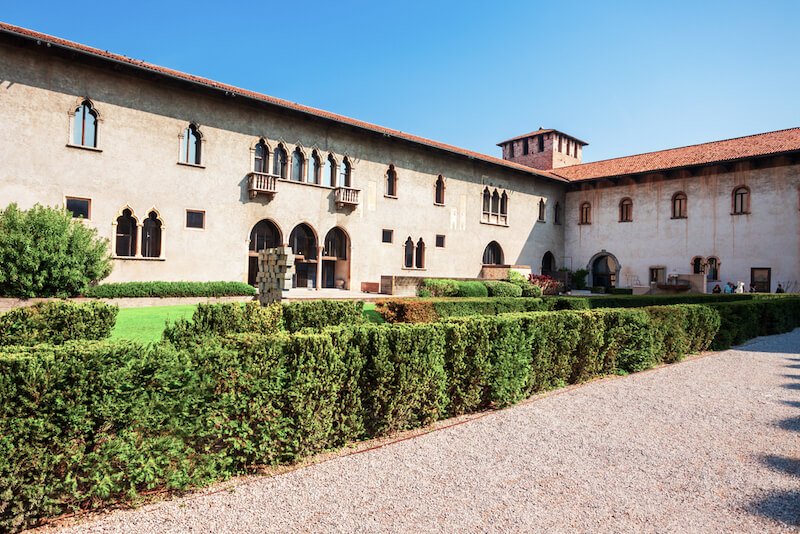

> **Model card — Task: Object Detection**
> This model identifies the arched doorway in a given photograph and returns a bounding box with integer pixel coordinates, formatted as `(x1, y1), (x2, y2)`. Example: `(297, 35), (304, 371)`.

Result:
(289, 223), (318, 288)
(589, 251), (620, 290)
(482, 241), (504, 265)
(541, 251), (555, 275)
(322, 227), (350, 289)
(248, 219), (282, 286)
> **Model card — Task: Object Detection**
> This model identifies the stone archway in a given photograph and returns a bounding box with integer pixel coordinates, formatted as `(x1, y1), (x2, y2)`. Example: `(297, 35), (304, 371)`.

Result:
(247, 219), (282, 286)
(541, 251), (555, 275)
(322, 227), (351, 289)
(289, 223), (318, 288)
(587, 251), (621, 290)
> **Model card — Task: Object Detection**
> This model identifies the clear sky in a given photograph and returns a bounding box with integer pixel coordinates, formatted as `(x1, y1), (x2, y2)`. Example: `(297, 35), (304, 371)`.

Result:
(4, 0), (799, 162)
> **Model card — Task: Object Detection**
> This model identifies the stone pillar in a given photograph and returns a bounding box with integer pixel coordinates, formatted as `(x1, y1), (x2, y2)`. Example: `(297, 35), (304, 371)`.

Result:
(315, 245), (324, 290)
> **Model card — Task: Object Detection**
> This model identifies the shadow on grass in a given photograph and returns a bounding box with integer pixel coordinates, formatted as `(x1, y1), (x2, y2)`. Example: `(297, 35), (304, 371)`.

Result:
(748, 490), (800, 527)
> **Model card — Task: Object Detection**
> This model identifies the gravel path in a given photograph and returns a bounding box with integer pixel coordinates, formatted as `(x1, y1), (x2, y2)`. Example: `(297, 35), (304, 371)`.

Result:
(51, 329), (800, 533)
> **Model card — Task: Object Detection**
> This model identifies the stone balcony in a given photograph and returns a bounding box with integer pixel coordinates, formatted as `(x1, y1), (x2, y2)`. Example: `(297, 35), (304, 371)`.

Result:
(247, 172), (278, 199)
(335, 186), (360, 208)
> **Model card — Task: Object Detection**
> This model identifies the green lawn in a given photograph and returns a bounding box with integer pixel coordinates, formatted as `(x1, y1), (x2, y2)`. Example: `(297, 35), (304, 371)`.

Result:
(110, 304), (197, 343)
(111, 301), (383, 343)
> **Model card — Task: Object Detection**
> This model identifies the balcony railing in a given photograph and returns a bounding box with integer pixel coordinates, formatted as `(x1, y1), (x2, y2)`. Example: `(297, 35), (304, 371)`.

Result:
(247, 172), (278, 199)
(335, 186), (360, 208)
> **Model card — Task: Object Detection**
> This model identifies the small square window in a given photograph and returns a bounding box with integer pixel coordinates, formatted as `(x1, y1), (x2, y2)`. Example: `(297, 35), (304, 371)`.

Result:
(435, 234), (445, 248)
(66, 197), (91, 219)
(186, 210), (205, 229)
(382, 229), (393, 243)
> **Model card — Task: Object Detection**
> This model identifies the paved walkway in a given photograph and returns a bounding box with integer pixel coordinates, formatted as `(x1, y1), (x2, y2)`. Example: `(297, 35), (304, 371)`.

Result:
(51, 329), (800, 533)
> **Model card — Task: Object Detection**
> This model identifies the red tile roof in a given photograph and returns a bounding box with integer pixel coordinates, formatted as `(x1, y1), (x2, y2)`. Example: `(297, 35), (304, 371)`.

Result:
(0, 22), (567, 183)
(497, 128), (588, 146)
(554, 127), (800, 181)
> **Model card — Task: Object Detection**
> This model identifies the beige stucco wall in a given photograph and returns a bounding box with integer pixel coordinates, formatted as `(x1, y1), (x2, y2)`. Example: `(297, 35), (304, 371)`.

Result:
(0, 42), (565, 289)
(564, 161), (800, 292)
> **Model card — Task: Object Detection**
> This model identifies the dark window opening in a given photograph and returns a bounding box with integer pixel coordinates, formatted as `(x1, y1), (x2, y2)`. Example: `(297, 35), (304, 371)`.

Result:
(619, 198), (633, 222)
(733, 186), (749, 214)
(435, 234), (445, 248)
(522, 138), (529, 155)
(482, 241), (503, 265)
(115, 209), (137, 257)
(386, 165), (397, 197)
(180, 124), (201, 165)
(289, 224), (317, 260)
(579, 202), (591, 224)
(435, 175), (445, 205)
(382, 229), (393, 243)
(249, 219), (281, 252)
(404, 237), (414, 268)
(323, 228), (348, 259)
(186, 210), (205, 229)
(254, 140), (268, 173)
(538, 135), (544, 152)
(66, 197), (90, 219)
(141, 211), (162, 258)
(672, 192), (687, 219)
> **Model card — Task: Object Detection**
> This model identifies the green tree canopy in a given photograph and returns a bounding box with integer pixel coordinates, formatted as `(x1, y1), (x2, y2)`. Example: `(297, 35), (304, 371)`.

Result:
(0, 203), (112, 297)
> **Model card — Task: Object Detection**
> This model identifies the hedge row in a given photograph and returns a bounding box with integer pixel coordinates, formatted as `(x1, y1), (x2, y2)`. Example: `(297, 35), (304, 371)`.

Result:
(377, 297), (549, 323)
(0, 304), (719, 531)
(419, 278), (539, 298)
(0, 301), (118, 346)
(376, 293), (792, 323)
(163, 300), (365, 346)
(82, 281), (257, 298)
(709, 298), (800, 349)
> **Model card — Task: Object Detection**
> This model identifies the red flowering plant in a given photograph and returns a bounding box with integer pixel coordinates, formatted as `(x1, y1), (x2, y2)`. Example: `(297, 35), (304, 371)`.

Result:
(528, 274), (562, 295)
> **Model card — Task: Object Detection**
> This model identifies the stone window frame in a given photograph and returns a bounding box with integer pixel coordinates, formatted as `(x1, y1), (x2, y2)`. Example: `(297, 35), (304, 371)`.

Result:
(619, 197), (633, 222)
(671, 191), (688, 219)
(731, 185), (751, 215)
(177, 123), (205, 168)
(434, 175), (446, 206)
(66, 97), (103, 152)
(185, 209), (206, 230)
(578, 201), (592, 225)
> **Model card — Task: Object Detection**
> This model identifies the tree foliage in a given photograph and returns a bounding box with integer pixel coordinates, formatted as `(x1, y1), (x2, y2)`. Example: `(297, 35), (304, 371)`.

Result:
(0, 203), (112, 297)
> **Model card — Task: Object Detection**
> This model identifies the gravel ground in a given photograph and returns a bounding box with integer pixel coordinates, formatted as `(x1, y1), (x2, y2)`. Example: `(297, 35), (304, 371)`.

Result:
(49, 329), (800, 533)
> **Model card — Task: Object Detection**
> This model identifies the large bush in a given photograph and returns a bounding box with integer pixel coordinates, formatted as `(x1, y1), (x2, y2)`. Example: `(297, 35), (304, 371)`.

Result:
(483, 280), (523, 297)
(376, 297), (548, 323)
(420, 279), (459, 297)
(456, 281), (489, 298)
(0, 303), (725, 531)
(83, 281), (256, 298)
(0, 204), (112, 298)
(163, 300), (365, 347)
(0, 301), (118, 346)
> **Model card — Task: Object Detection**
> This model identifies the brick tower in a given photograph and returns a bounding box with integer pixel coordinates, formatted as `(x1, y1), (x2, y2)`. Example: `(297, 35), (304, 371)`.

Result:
(497, 128), (587, 171)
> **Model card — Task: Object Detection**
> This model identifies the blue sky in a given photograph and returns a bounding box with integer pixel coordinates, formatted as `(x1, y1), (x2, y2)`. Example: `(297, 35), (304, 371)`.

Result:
(4, 1), (799, 162)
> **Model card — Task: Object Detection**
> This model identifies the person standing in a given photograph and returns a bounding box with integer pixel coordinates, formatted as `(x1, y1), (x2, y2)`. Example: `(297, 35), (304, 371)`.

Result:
(776, 284), (785, 293)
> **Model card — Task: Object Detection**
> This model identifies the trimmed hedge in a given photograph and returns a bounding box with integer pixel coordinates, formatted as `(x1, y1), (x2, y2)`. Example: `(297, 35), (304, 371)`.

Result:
(376, 297), (549, 323)
(0, 301), (118, 346)
(83, 281), (257, 298)
(420, 279), (459, 297)
(456, 281), (489, 298)
(0, 303), (722, 531)
(709, 298), (800, 349)
(482, 280), (523, 298)
(163, 300), (365, 346)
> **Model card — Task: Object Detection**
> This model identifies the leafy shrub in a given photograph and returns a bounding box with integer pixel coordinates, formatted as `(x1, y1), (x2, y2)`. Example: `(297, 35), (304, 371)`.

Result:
(483, 280), (523, 297)
(0, 301), (118, 346)
(375, 297), (547, 323)
(571, 269), (589, 290)
(163, 300), (365, 347)
(708, 298), (800, 349)
(0, 203), (112, 297)
(456, 281), (488, 297)
(420, 279), (459, 297)
(0, 301), (761, 531)
(83, 281), (256, 298)
(418, 288), (432, 297)
(282, 300), (364, 332)
(163, 302), (283, 347)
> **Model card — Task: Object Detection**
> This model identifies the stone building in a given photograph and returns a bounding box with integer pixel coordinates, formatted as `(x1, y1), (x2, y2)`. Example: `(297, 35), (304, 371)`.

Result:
(0, 23), (798, 293)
